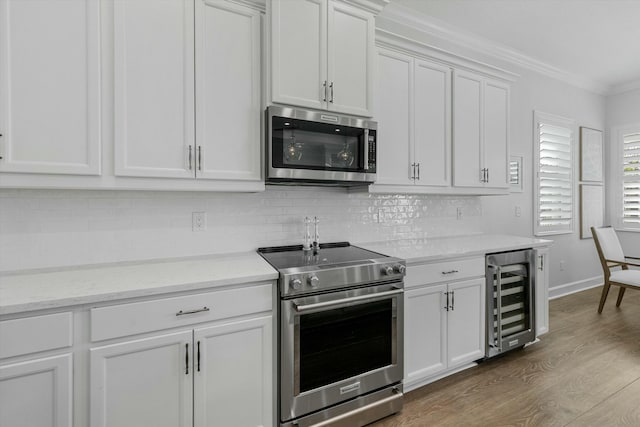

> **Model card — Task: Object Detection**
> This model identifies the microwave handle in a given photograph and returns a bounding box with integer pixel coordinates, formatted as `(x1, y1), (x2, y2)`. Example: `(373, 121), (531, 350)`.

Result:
(293, 288), (403, 314)
(364, 129), (369, 170)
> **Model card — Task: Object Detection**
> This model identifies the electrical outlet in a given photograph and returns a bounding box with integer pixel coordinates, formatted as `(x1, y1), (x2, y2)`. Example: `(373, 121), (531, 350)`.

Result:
(192, 212), (206, 232)
(559, 260), (565, 271)
(456, 207), (463, 220)
(515, 206), (522, 217)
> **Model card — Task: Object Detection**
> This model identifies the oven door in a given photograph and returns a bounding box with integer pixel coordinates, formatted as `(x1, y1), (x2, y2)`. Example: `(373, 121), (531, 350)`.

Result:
(280, 283), (404, 422)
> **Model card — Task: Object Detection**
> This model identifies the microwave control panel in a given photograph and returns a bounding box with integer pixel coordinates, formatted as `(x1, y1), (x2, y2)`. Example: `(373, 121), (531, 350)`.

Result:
(367, 130), (377, 172)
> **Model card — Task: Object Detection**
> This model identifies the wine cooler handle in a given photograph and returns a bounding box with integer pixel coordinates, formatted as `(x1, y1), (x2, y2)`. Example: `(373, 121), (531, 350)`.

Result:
(487, 264), (502, 350)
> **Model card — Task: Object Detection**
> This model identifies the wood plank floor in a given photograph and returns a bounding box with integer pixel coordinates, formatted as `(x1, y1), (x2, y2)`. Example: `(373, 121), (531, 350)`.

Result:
(371, 286), (640, 427)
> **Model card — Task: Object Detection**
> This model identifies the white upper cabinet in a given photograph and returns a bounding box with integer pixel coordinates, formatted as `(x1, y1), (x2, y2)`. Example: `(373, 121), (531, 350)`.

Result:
(414, 59), (451, 187)
(195, 0), (261, 182)
(114, 0), (195, 179)
(375, 49), (413, 186)
(113, 0), (263, 189)
(0, 0), (101, 175)
(270, 0), (375, 117)
(270, 0), (327, 111)
(372, 49), (451, 190)
(453, 70), (510, 189)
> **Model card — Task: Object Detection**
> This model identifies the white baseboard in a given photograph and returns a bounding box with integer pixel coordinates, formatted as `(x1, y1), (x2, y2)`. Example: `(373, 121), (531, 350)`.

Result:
(549, 276), (602, 300)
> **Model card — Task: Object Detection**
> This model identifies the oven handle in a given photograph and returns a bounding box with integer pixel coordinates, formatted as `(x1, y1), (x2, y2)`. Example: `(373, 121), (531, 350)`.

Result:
(293, 288), (403, 313)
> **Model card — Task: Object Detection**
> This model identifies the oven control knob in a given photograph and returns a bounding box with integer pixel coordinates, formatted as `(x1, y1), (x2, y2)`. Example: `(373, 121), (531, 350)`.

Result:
(382, 265), (394, 276)
(291, 278), (302, 290)
(308, 275), (320, 288)
(394, 264), (406, 274)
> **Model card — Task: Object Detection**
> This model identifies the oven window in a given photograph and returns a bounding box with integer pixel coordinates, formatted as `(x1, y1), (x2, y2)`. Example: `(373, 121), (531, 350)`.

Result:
(299, 299), (393, 393)
(272, 116), (364, 172)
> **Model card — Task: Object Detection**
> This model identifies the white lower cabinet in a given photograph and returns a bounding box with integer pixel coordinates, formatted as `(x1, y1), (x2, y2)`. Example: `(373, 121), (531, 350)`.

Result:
(90, 331), (193, 427)
(194, 317), (272, 427)
(535, 247), (549, 336)
(404, 260), (485, 391)
(90, 316), (272, 427)
(0, 354), (73, 427)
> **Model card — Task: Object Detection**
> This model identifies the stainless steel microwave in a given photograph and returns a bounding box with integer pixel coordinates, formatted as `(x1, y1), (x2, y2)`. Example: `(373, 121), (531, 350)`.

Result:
(265, 106), (377, 186)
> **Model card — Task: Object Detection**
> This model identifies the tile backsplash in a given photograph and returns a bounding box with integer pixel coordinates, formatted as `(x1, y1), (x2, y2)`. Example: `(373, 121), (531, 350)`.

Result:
(0, 187), (484, 272)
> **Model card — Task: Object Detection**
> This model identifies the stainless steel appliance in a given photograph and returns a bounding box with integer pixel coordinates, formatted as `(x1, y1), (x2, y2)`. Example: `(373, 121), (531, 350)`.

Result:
(486, 249), (536, 358)
(265, 106), (377, 186)
(258, 242), (404, 427)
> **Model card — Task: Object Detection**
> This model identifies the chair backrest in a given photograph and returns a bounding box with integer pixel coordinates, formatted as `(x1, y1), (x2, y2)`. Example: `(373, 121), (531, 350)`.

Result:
(591, 226), (625, 276)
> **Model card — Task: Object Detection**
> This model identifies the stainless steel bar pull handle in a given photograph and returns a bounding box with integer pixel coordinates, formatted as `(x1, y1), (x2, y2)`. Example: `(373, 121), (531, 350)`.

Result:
(444, 291), (449, 311)
(441, 270), (459, 275)
(322, 81), (327, 102)
(539, 255), (544, 271)
(176, 307), (210, 316)
(411, 163), (416, 180)
(416, 163), (420, 180)
(197, 341), (201, 372)
(451, 290), (455, 311)
(294, 289), (403, 313)
(486, 168), (489, 183)
(198, 146), (202, 171)
(185, 343), (189, 375)
(188, 145), (193, 170)
(329, 82), (334, 103)
(364, 129), (369, 170)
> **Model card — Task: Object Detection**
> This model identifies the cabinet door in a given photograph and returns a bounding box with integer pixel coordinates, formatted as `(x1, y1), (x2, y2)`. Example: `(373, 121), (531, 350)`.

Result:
(0, 0), (100, 175)
(327, 1), (374, 116)
(483, 80), (510, 189)
(404, 285), (447, 387)
(452, 70), (483, 188)
(535, 247), (549, 336)
(194, 316), (272, 427)
(90, 331), (193, 427)
(375, 49), (413, 186)
(270, 0), (327, 110)
(414, 59), (451, 187)
(447, 278), (485, 368)
(0, 354), (72, 427)
(114, 0), (195, 179)
(195, 0), (261, 182)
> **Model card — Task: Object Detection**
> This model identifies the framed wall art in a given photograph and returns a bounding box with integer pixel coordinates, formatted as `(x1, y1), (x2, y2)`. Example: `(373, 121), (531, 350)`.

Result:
(580, 184), (604, 239)
(580, 127), (603, 182)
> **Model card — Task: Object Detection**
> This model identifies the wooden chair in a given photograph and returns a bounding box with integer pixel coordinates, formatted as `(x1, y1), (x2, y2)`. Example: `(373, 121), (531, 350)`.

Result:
(591, 226), (640, 313)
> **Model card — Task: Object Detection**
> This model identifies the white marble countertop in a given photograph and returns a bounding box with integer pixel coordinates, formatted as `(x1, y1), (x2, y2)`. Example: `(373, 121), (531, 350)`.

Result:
(358, 234), (552, 264)
(0, 234), (551, 317)
(0, 252), (278, 316)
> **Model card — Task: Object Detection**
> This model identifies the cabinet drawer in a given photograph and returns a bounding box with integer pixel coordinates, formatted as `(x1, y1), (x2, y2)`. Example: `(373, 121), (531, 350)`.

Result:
(0, 312), (73, 359)
(406, 257), (484, 287)
(91, 284), (273, 342)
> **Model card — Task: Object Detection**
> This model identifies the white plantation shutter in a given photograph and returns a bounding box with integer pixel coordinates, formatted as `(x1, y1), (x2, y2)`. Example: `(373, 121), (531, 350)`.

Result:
(534, 112), (575, 236)
(622, 132), (640, 226)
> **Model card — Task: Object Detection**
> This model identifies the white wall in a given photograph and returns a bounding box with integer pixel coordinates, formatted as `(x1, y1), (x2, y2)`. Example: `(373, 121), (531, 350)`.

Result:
(376, 12), (606, 292)
(606, 88), (640, 254)
(0, 188), (483, 272)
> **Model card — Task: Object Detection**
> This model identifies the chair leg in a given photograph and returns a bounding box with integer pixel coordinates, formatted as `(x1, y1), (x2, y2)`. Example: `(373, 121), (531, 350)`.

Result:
(616, 287), (626, 307)
(598, 282), (611, 313)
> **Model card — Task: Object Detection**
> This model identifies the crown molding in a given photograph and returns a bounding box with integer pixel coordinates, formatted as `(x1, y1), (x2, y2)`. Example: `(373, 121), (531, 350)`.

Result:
(227, 0), (266, 12)
(379, 2), (609, 95)
(608, 79), (640, 96)
(376, 29), (519, 83)
(339, 0), (390, 15)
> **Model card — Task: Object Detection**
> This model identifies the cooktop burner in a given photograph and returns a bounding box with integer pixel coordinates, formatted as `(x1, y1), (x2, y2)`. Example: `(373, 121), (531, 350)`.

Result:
(258, 242), (386, 270)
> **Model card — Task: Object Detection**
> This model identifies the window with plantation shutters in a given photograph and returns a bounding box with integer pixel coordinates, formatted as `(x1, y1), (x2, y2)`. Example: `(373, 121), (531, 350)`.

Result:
(622, 130), (640, 227)
(534, 112), (575, 236)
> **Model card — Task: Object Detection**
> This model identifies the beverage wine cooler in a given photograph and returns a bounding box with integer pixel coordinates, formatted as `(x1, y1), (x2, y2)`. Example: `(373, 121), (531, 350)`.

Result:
(485, 249), (536, 358)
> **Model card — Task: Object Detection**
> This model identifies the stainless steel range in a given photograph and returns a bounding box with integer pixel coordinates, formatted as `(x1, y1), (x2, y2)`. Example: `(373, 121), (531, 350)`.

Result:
(258, 242), (405, 427)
